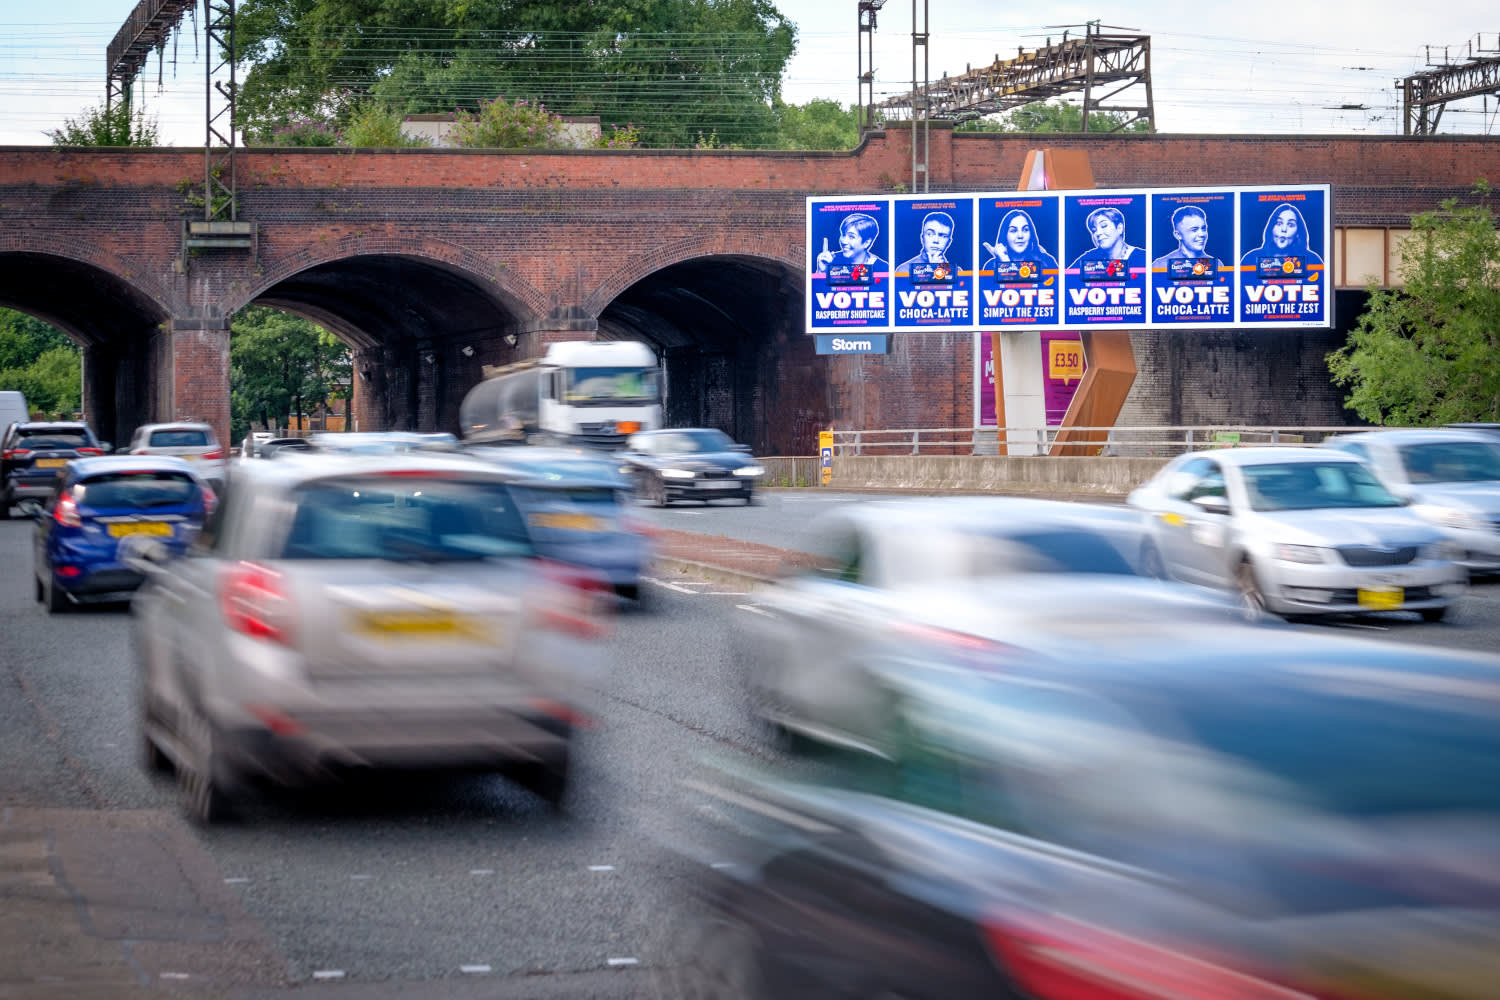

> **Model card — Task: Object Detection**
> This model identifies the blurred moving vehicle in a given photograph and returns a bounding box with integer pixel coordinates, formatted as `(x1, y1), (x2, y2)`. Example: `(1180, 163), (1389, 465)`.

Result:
(682, 627), (1500, 1000)
(1, 420), (107, 519)
(1324, 428), (1500, 575)
(619, 428), (764, 506)
(466, 445), (652, 603)
(308, 431), (460, 455)
(1129, 448), (1466, 619)
(0, 390), (29, 435)
(257, 437), (312, 459)
(27, 456), (213, 612)
(132, 450), (608, 823)
(736, 498), (1223, 755)
(126, 421), (228, 487)
(1446, 423), (1500, 438)
(461, 340), (661, 450)
(240, 431), (275, 458)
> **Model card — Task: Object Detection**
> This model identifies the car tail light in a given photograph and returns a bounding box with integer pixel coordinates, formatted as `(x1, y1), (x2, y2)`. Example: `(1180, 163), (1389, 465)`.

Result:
(201, 484), (218, 516)
(982, 909), (1317, 1000)
(202, 448), (224, 460)
(75, 447), (103, 456)
(220, 562), (296, 645)
(534, 559), (613, 639)
(53, 489), (82, 527)
(2, 448), (31, 460)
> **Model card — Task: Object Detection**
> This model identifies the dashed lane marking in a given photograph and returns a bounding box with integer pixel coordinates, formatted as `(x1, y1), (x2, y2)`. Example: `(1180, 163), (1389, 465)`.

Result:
(223, 877), (250, 884)
(460, 965), (492, 975)
(643, 577), (700, 595)
(587, 864), (615, 872)
(470, 868), (495, 875)
(736, 604), (772, 617)
(312, 970), (346, 981)
(607, 957), (640, 967)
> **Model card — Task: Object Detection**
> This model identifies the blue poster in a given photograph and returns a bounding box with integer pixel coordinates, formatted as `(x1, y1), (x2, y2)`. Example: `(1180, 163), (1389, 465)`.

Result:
(1062, 194), (1148, 325)
(1148, 191), (1235, 325)
(1237, 188), (1329, 326)
(891, 197), (975, 328)
(976, 195), (1061, 327)
(808, 198), (891, 330)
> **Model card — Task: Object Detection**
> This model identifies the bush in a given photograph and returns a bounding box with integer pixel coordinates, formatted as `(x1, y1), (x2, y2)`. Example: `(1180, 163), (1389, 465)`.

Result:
(448, 97), (566, 149)
(343, 104), (431, 148)
(270, 116), (342, 147)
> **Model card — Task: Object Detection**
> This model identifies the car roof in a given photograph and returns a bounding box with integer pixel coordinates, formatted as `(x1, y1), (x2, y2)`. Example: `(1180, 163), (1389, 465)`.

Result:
(13, 421), (89, 431)
(67, 455), (196, 475)
(137, 421), (214, 432)
(231, 449), (522, 488)
(825, 496), (1145, 532)
(465, 446), (628, 487)
(1327, 428), (1500, 446)
(1188, 446), (1360, 467)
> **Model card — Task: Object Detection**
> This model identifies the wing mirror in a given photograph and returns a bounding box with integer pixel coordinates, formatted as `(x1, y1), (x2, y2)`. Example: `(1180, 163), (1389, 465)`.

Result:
(1191, 495), (1231, 516)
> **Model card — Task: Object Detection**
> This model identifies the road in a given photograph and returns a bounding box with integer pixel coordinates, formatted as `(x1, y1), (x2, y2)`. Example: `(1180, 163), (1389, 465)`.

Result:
(4, 506), (1500, 997)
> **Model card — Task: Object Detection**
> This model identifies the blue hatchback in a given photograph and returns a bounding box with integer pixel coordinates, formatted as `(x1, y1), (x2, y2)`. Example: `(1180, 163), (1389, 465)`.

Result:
(30, 456), (214, 613)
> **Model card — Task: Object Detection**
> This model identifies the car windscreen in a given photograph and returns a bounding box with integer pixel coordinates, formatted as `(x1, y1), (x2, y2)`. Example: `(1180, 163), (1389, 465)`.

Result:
(1243, 461), (1405, 511)
(513, 486), (621, 539)
(280, 477), (534, 562)
(649, 430), (735, 454)
(565, 367), (659, 403)
(1399, 441), (1500, 483)
(993, 528), (1137, 575)
(73, 471), (200, 509)
(15, 429), (89, 449)
(148, 429), (211, 447)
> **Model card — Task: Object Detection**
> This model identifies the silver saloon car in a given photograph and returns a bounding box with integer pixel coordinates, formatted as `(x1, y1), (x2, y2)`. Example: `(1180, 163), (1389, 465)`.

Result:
(1323, 428), (1500, 574)
(1129, 447), (1467, 619)
(133, 451), (609, 823)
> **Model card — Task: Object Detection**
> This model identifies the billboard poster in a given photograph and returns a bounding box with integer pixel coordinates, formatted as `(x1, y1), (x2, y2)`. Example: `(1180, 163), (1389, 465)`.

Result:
(1237, 188), (1329, 326)
(1062, 193), (1148, 326)
(892, 197), (976, 329)
(807, 198), (891, 330)
(977, 195), (1062, 327)
(1149, 191), (1235, 325)
(1041, 333), (1085, 424)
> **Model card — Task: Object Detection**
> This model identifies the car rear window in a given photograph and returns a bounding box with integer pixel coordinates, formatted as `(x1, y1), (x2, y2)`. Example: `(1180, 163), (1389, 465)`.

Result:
(16, 429), (89, 449)
(149, 429), (211, 448)
(513, 486), (621, 538)
(1399, 441), (1500, 483)
(281, 477), (534, 561)
(74, 472), (200, 509)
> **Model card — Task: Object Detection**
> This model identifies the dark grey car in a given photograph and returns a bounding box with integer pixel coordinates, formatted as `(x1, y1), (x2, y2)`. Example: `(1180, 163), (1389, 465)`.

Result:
(619, 428), (764, 506)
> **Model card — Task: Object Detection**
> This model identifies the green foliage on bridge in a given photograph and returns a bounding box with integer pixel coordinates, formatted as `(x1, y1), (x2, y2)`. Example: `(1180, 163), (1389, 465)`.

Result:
(231, 307), (352, 442)
(0, 310), (80, 417)
(48, 101), (161, 147)
(956, 101), (1150, 134)
(235, 0), (797, 149)
(1329, 183), (1500, 425)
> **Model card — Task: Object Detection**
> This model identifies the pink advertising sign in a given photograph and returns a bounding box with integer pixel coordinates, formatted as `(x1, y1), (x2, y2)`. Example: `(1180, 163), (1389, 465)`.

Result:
(978, 334), (1084, 427)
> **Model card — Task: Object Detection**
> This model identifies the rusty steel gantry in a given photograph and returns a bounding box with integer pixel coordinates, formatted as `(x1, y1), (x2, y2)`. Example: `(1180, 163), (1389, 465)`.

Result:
(105, 0), (195, 112)
(1399, 34), (1500, 135)
(876, 23), (1156, 132)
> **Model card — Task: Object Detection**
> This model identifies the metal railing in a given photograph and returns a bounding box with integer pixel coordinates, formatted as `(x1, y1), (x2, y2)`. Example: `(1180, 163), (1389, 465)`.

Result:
(831, 426), (1365, 458)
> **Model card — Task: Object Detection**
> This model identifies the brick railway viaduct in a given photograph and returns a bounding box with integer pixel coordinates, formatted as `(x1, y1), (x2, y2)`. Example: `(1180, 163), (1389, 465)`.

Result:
(1, 127), (1494, 454)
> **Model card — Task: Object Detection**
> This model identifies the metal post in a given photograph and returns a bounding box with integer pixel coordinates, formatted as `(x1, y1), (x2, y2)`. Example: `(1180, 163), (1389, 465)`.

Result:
(910, 0), (929, 192)
(204, 0), (238, 221)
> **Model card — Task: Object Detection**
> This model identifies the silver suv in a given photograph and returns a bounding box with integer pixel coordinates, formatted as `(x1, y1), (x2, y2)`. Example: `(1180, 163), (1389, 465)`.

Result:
(128, 422), (227, 486)
(132, 450), (610, 823)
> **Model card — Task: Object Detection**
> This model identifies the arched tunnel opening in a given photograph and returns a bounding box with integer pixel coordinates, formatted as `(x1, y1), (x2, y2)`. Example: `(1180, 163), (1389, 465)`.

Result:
(596, 256), (827, 456)
(251, 255), (530, 435)
(0, 253), (167, 449)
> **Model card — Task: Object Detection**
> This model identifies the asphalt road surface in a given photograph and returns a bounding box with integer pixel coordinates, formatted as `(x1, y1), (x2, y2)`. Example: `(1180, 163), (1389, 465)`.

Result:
(4, 509), (1500, 997)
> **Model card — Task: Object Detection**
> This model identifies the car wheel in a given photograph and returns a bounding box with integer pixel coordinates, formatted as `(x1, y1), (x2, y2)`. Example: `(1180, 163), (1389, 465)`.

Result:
(515, 747), (571, 811)
(651, 474), (670, 508)
(1236, 560), (1269, 619)
(44, 573), (70, 614)
(1420, 605), (1449, 623)
(1140, 540), (1167, 580)
(178, 705), (235, 825)
(34, 572), (43, 603)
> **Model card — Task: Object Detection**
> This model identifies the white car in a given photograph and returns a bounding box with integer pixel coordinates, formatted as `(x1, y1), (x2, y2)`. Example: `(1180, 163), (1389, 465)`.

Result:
(127, 422), (227, 486)
(1323, 428), (1500, 574)
(1129, 447), (1467, 620)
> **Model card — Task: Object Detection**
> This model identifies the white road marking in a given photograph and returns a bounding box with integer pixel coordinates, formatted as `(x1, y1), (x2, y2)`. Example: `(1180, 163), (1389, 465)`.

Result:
(706, 591), (749, 597)
(223, 877), (250, 884)
(607, 957), (640, 967)
(469, 868), (495, 876)
(459, 965), (492, 974)
(588, 864), (615, 872)
(312, 970), (346, 980)
(736, 604), (773, 617)
(350, 874), (374, 880)
(159, 972), (190, 980)
(643, 577), (699, 594)
(710, 862), (734, 869)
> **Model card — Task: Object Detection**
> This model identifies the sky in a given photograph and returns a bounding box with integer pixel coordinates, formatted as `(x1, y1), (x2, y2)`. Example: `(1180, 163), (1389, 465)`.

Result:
(0, 0), (1495, 146)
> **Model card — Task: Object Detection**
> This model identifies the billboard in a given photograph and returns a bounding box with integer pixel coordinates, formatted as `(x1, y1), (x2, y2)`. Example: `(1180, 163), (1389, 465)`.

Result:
(806, 184), (1332, 333)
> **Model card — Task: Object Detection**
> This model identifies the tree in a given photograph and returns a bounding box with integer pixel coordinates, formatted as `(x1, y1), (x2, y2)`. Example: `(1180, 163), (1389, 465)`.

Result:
(230, 307), (352, 441)
(49, 101), (160, 146)
(235, 0), (797, 148)
(957, 101), (1149, 134)
(775, 99), (859, 150)
(0, 309), (81, 415)
(1327, 184), (1500, 425)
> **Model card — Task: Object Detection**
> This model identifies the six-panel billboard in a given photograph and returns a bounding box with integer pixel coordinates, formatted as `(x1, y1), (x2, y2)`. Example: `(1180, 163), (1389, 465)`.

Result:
(806, 184), (1332, 333)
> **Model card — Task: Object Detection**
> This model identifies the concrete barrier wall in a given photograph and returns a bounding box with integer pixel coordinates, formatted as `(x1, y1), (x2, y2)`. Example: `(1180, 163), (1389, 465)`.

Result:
(830, 455), (1171, 496)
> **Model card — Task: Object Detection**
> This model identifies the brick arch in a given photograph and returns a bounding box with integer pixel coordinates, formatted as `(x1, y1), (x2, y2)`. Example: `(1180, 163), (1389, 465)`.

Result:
(238, 234), (550, 325)
(0, 233), (175, 320)
(584, 233), (803, 315)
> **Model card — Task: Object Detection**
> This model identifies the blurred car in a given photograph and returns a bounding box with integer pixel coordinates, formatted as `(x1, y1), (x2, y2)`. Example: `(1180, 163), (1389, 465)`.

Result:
(26, 456), (213, 612)
(465, 445), (653, 604)
(1, 420), (107, 519)
(307, 431), (461, 455)
(241, 431), (275, 458)
(125, 421), (228, 487)
(257, 437), (312, 459)
(1323, 428), (1500, 574)
(736, 498), (1225, 756)
(619, 428), (763, 506)
(132, 450), (609, 823)
(1129, 448), (1466, 620)
(1445, 423), (1500, 438)
(680, 626), (1500, 1000)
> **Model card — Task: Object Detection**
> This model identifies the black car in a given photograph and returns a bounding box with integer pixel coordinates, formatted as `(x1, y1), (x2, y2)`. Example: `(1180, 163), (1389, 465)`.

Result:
(258, 437), (312, 459)
(619, 428), (764, 506)
(1, 421), (107, 519)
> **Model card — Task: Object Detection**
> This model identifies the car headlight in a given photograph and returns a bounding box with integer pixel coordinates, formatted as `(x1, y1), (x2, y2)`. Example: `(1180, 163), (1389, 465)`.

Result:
(659, 468), (694, 479)
(1417, 505), (1483, 531)
(734, 465), (764, 477)
(1423, 540), (1464, 562)
(1274, 543), (1328, 564)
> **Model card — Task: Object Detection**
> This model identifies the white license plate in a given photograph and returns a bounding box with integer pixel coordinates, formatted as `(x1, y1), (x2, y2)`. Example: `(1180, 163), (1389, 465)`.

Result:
(700, 480), (738, 489)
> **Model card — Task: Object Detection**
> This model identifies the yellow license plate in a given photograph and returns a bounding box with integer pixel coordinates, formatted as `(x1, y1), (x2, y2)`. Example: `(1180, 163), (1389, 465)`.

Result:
(1357, 587), (1404, 610)
(107, 522), (173, 538)
(529, 513), (602, 532)
(36, 458), (67, 468)
(355, 611), (482, 639)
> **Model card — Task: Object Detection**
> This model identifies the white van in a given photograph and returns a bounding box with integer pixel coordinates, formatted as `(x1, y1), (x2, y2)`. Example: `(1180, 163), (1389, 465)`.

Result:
(0, 391), (29, 436)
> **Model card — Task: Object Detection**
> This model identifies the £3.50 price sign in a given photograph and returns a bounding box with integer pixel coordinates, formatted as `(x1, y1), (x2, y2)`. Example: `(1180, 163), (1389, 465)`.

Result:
(1049, 340), (1084, 383)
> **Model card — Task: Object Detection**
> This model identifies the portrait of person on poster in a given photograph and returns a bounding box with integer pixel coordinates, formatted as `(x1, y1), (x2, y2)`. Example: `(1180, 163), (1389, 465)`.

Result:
(1068, 206), (1145, 271)
(1241, 203), (1324, 268)
(816, 212), (885, 281)
(1151, 206), (1213, 268)
(897, 211), (957, 283)
(980, 209), (1059, 278)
